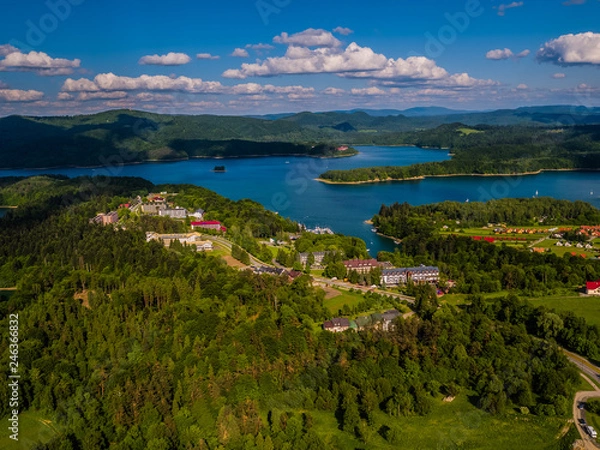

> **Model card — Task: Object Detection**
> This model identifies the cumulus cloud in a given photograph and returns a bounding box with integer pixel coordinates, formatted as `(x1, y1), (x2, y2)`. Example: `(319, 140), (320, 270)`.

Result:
(0, 44), (19, 57)
(223, 42), (388, 78)
(537, 32), (600, 65)
(273, 29), (342, 48)
(62, 73), (224, 94)
(57, 92), (74, 101)
(486, 48), (530, 60)
(0, 89), (44, 102)
(333, 27), (353, 36)
(0, 51), (81, 76)
(323, 87), (345, 95)
(351, 87), (386, 96)
(135, 93), (175, 102)
(516, 83), (528, 90)
(496, 1), (524, 16)
(230, 83), (315, 97)
(77, 91), (129, 101)
(552, 73), (566, 78)
(138, 52), (191, 66)
(245, 43), (275, 51)
(231, 48), (249, 58)
(196, 53), (220, 60)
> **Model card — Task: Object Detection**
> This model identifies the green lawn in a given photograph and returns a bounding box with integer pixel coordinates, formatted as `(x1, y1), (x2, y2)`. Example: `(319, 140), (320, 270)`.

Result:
(298, 394), (568, 449)
(323, 289), (366, 315)
(528, 294), (600, 327)
(458, 127), (484, 136)
(0, 410), (60, 450)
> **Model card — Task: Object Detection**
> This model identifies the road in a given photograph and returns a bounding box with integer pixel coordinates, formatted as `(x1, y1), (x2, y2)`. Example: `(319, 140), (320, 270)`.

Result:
(203, 235), (269, 268)
(566, 350), (600, 449)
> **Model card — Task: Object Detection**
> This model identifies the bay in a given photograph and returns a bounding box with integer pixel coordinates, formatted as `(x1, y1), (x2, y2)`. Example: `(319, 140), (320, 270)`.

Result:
(1, 145), (599, 256)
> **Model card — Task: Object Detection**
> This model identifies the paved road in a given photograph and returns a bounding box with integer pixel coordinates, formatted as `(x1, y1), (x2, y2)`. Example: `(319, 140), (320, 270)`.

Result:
(312, 276), (415, 303)
(203, 235), (269, 268)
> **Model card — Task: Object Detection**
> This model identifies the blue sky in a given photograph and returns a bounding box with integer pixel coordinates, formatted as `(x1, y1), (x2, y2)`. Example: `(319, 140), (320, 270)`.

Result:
(0, 0), (599, 115)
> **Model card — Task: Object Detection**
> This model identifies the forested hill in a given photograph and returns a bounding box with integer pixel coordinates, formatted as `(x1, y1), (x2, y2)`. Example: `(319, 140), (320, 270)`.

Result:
(2, 106), (600, 169)
(319, 124), (600, 183)
(0, 175), (594, 449)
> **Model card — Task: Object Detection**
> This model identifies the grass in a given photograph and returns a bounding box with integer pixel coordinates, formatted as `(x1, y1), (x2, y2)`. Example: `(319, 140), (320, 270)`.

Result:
(585, 410), (600, 443)
(528, 294), (600, 327)
(0, 410), (60, 450)
(295, 394), (568, 449)
(323, 289), (366, 315)
(458, 127), (484, 136)
(535, 239), (595, 258)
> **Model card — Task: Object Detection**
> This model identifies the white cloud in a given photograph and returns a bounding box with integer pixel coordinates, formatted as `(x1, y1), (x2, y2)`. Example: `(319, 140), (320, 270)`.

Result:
(196, 53), (220, 60)
(0, 44), (19, 57)
(57, 92), (74, 101)
(135, 93), (175, 102)
(537, 32), (600, 65)
(552, 73), (566, 79)
(486, 48), (529, 60)
(77, 91), (129, 101)
(323, 87), (345, 96)
(245, 43), (275, 51)
(516, 83), (528, 90)
(138, 52), (191, 66)
(231, 48), (249, 58)
(62, 73), (224, 94)
(230, 83), (315, 97)
(497, 1), (524, 16)
(333, 27), (354, 36)
(0, 51), (81, 76)
(0, 89), (44, 102)
(273, 29), (342, 48)
(351, 87), (386, 96)
(223, 42), (388, 78)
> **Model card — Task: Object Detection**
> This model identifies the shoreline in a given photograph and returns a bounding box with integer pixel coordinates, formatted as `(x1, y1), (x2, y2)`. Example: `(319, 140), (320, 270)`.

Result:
(0, 205), (18, 209)
(317, 168), (600, 185)
(0, 151), (359, 171)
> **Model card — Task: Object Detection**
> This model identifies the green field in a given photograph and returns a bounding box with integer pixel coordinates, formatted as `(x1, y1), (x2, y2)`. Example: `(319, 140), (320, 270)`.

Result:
(0, 411), (60, 450)
(298, 393), (568, 449)
(528, 294), (600, 327)
(458, 127), (484, 136)
(323, 289), (367, 314)
(535, 238), (596, 258)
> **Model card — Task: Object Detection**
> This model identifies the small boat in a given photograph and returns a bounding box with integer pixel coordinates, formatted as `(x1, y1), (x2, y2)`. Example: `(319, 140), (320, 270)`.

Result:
(285, 161), (290, 164)
(371, 228), (377, 233)
(394, 240), (401, 245)
(465, 199), (469, 203)
(213, 165), (226, 173)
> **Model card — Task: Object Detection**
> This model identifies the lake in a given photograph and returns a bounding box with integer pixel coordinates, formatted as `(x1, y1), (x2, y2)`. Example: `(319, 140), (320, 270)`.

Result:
(1, 145), (599, 256)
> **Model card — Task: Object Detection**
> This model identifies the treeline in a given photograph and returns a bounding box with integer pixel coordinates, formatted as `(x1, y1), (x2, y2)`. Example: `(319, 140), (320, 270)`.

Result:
(319, 124), (600, 182)
(374, 198), (600, 236)
(0, 176), (590, 449)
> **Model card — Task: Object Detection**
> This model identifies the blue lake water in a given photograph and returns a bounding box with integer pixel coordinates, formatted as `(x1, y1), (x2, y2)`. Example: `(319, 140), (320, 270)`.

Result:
(1, 145), (599, 256)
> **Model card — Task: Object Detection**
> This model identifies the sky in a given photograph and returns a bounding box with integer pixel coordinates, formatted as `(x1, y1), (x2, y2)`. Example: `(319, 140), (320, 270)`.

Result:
(0, 0), (599, 116)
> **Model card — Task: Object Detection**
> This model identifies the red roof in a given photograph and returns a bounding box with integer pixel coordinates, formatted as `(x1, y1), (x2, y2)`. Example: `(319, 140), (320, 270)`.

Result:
(191, 221), (221, 225)
(587, 281), (600, 290)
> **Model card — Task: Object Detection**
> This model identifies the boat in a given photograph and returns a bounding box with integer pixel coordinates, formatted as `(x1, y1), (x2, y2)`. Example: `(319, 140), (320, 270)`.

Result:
(213, 165), (226, 173)
(371, 228), (377, 233)
(394, 240), (401, 245)
(285, 161), (290, 164)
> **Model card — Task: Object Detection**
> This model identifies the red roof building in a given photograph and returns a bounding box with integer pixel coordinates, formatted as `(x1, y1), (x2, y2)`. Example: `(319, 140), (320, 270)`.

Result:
(191, 221), (227, 232)
(587, 280), (600, 295)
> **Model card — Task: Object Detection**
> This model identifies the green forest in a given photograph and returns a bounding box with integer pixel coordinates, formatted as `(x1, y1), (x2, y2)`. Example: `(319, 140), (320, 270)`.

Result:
(0, 177), (598, 449)
(319, 124), (600, 182)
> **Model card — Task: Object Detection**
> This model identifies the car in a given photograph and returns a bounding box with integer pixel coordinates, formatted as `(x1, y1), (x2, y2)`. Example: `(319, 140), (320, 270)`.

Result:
(579, 418), (587, 426)
(579, 402), (586, 410)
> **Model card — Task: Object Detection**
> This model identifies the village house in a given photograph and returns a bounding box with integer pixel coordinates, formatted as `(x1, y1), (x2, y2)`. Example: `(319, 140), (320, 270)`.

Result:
(190, 209), (205, 220)
(343, 259), (380, 274)
(380, 266), (440, 286)
(587, 281), (600, 295)
(90, 211), (119, 225)
(191, 221), (227, 232)
(141, 203), (166, 215)
(323, 317), (351, 332)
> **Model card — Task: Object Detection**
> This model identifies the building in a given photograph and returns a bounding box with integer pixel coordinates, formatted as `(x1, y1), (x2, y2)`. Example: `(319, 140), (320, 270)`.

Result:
(90, 211), (119, 225)
(252, 266), (288, 277)
(190, 209), (205, 220)
(141, 203), (166, 215)
(381, 309), (401, 331)
(343, 259), (379, 274)
(298, 251), (330, 265)
(159, 207), (188, 219)
(323, 317), (351, 332)
(145, 232), (213, 251)
(381, 266), (440, 286)
(587, 281), (600, 295)
(191, 221), (227, 232)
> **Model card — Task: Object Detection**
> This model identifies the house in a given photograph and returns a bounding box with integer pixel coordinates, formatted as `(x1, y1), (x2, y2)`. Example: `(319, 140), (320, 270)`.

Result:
(191, 221), (227, 232)
(381, 266), (440, 286)
(141, 203), (165, 215)
(190, 209), (205, 220)
(555, 241), (564, 247)
(380, 309), (401, 331)
(336, 145), (349, 151)
(252, 266), (288, 277)
(90, 211), (119, 225)
(343, 259), (379, 274)
(298, 251), (330, 265)
(159, 207), (188, 219)
(587, 281), (600, 295)
(323, 317), (351, 332)
(195, 240), (214, 252)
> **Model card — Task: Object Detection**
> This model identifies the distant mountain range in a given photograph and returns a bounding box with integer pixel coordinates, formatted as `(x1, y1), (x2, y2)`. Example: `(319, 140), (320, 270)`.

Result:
(2, 105), (600, 169)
